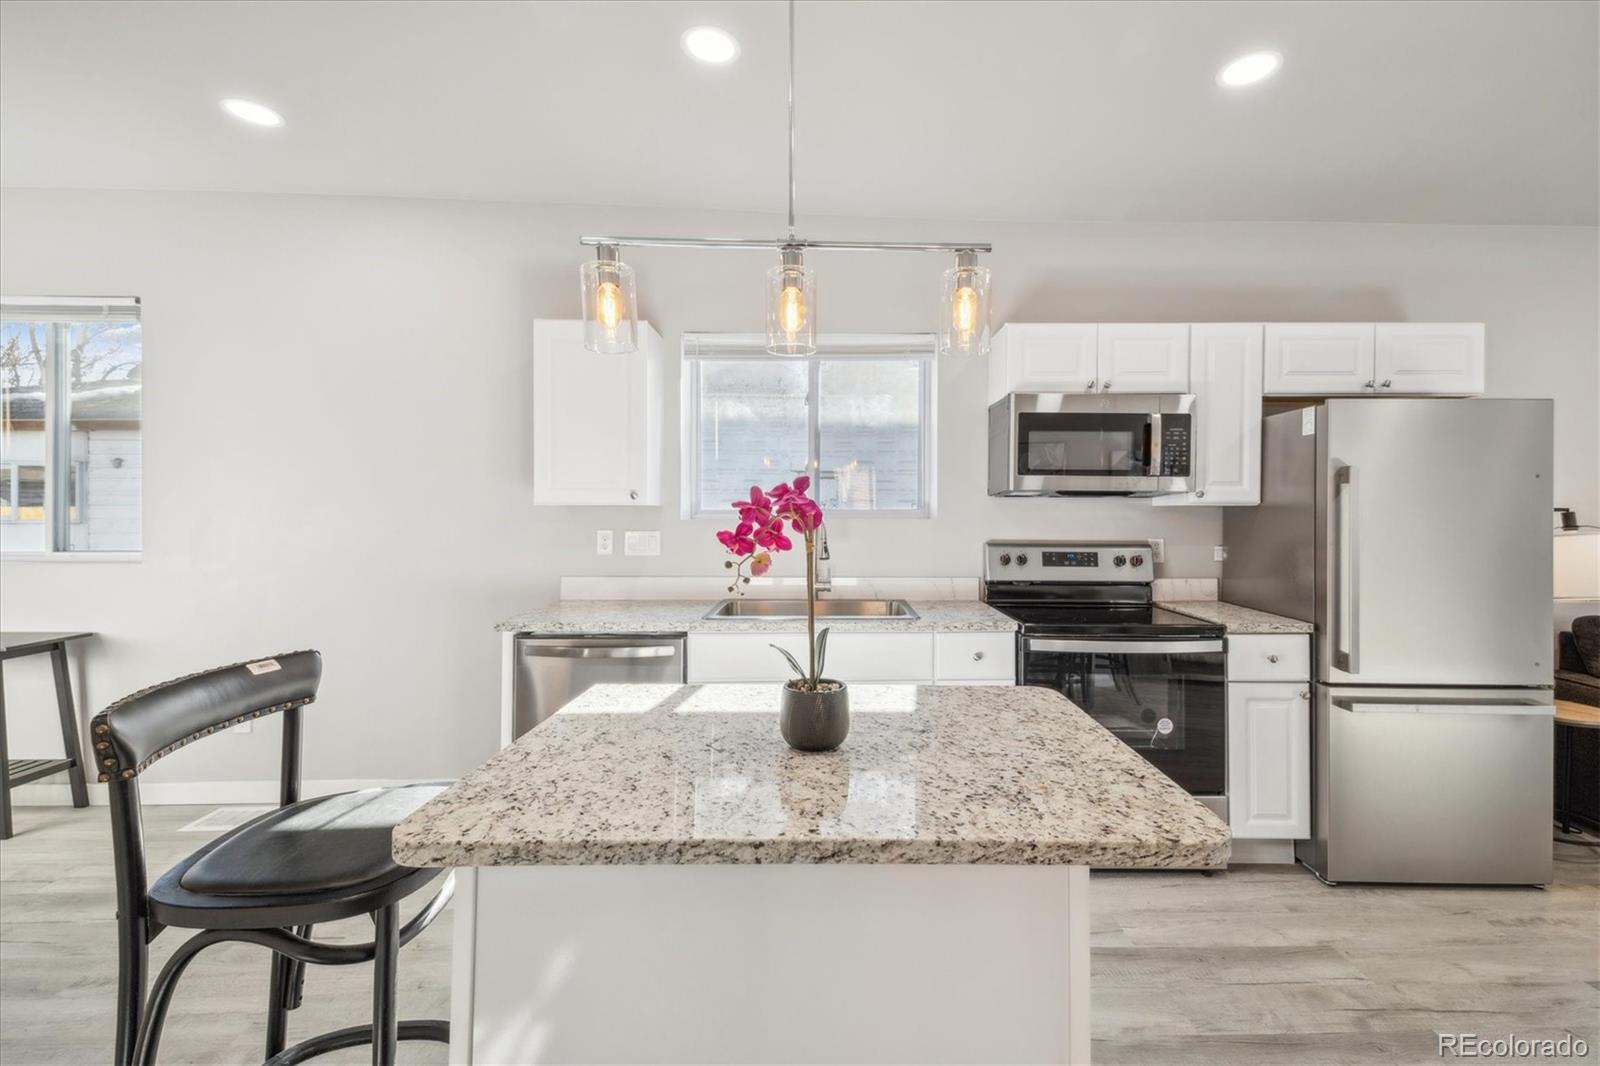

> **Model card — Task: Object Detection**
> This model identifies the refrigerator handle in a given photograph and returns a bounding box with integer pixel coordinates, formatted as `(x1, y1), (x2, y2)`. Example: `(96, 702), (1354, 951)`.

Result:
(1334, 464), (1360, 674)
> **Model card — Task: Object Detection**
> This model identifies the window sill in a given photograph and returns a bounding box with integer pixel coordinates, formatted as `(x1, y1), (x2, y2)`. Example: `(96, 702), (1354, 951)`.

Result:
(1, 551), (142, 563)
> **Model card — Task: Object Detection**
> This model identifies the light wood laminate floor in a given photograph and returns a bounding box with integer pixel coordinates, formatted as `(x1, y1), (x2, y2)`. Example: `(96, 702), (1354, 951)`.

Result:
(1, 804), (1596, 1065)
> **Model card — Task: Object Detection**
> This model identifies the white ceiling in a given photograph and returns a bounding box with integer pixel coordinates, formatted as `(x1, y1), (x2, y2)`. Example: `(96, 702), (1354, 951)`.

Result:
(2, 0), (1595, 225)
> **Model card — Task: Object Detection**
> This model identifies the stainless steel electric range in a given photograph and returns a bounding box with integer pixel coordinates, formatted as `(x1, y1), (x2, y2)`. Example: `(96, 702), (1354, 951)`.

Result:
(981, 540), (1228, 818)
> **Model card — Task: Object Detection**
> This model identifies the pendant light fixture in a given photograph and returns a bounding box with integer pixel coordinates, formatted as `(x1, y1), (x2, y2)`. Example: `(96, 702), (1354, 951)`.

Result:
(578, 0), (992, 356)
(579, 243), (638, 354)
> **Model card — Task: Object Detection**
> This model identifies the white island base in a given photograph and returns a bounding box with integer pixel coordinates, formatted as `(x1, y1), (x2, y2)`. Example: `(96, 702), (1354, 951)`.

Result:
(450, 863), (1091, 1065)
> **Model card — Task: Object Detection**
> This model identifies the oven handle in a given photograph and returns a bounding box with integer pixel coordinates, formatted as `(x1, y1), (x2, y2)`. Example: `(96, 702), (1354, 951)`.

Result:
(1026, 638), (1224, 655)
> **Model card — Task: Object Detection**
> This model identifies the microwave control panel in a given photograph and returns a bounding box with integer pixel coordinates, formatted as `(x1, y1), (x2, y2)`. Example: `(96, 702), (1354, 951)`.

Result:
(1159, 414), (1192, 477)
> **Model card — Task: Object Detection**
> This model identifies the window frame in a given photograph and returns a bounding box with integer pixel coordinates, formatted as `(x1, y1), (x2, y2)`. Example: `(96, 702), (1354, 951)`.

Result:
(1, 296), (141, 559)
(680, 333), (938, 521)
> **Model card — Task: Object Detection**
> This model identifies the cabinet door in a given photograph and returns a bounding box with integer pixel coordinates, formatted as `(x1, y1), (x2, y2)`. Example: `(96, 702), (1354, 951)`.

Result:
(988, 324), (1098, 400)
(532, 319), (661, 505)
(1374, 323), (1484, 395)
(1096, 324), (1191, 393)
(822, 633), (935, 683)
(1227, 682), (1311, 839)
(1263, 324), (1375, 395)
(1156, 324), (1262, 507)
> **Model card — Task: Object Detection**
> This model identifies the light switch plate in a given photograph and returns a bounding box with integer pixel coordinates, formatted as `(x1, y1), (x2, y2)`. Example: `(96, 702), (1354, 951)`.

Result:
(1149, 538), (1165, 564)
(596, 530), (613, 556)
(624, 531), (661, 556)
(1214, 545), (1228, 562)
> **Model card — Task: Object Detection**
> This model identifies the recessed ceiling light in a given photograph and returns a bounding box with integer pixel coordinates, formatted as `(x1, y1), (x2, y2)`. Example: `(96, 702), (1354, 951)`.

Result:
(220, 98), (285, 127)
(1217, 51), (1282, 88)
(681, 26), (739, 65)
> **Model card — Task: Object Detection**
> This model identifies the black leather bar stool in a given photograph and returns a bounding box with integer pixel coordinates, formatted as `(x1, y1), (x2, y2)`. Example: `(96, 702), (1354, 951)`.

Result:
(92, 650), (452, 1065)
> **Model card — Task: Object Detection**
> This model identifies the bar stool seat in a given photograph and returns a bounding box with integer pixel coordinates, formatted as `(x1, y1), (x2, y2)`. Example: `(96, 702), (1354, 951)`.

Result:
(148, 785), (447, 931)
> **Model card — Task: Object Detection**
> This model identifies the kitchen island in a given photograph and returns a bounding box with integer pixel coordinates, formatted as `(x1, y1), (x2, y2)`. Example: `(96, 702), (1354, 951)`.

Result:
(394, 683), (1230, 1065)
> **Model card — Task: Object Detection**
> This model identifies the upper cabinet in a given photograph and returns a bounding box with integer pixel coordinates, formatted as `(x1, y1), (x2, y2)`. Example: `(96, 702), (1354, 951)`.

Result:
(1096, 324), (1191, 393)
(1262, 323), (1376, 394)
(532, 318), (663, 506)
(988, 324), (1189, 401)
(987, 323), (1097, 399)
(1374, 323), (1485, 394)
(1264, 322), (1484, 396)
(1155, 324), (1263, 508)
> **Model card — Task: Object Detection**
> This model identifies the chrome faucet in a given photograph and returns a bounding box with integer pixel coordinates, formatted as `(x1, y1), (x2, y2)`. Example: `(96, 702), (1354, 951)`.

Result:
(814, 525), (833, 596)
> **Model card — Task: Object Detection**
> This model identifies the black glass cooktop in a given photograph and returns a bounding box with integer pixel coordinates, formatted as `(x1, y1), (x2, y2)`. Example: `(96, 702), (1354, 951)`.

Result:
(989, 603), (1225, 640)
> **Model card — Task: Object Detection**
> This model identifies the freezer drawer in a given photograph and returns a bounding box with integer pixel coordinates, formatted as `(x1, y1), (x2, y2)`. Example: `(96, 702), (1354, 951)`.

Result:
(513, 635), (686, 738)
(1298, 685), (1553, 885)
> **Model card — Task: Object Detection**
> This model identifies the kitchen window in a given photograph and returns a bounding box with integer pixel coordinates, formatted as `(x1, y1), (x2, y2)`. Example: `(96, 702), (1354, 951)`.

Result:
(682, 334), (935, 519)
(0, 297), (142, 554)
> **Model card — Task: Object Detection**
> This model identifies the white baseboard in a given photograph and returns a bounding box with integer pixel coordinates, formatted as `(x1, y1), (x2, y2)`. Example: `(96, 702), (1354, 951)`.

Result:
(1228, 838), (1298, 864)
(9, 778), (424, 807)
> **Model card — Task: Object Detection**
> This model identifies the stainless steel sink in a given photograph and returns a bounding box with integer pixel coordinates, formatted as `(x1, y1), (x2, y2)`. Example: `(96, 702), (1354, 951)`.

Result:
(704, 598), (919, 621)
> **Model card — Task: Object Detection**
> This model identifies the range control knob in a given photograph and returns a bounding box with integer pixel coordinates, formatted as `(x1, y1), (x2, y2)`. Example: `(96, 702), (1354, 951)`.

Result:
(1015, 553), (1029, 566)
(1130, 554), (1145, 567)
(998, 552), (1012, 566)
(1113, 555), (1127, 567)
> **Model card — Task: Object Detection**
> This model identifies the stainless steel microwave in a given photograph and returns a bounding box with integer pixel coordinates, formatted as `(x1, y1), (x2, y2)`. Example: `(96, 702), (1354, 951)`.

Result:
(987, 392), (1196, 496)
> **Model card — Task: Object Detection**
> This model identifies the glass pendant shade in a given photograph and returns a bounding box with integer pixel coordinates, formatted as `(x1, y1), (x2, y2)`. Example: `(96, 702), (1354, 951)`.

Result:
(939, 253), (991, 356)
(766, 251), (817, 356)
(580, 251), (638, 354)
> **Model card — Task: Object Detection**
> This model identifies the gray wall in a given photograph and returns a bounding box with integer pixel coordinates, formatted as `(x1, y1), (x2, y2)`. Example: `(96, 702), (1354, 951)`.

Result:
(1, 188), (1594, 793)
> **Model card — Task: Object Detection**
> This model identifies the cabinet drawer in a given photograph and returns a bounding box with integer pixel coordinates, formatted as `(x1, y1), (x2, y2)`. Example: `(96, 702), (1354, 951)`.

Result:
(934, 633), (1016, 682)
(824, 633), (934, 682)
(687, 633), (809, 683)
(1227, 635), (1310, 682)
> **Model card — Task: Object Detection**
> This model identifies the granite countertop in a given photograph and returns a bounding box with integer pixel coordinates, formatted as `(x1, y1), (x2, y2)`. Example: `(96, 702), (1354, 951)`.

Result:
(1156, 600), (1313, 635)
(494, 599), (1016, 635)
(392, 683), (1231, 869)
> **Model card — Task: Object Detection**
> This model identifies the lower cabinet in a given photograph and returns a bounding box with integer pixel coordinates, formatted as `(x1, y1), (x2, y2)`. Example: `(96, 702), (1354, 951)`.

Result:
(687, 631), (1016, 685)
(1226, 681), (1311, 839)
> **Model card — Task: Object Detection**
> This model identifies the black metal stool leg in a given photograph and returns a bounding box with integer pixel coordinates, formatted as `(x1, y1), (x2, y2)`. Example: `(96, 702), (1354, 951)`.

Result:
(49, 642), (90, 808)
(113, 914), (148, 1066)
(266, 950), (294, 1059)
(372, 904), (399, 1066)
(0, 659), (13, 841)
(1560, 723), (1575, 834)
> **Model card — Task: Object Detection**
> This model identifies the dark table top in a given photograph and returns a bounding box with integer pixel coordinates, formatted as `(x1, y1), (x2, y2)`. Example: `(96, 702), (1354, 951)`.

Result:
(0, 632), (94, 656)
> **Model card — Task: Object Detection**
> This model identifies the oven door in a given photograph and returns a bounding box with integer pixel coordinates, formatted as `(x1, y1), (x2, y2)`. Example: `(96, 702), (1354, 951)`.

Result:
(1022, 636), (1226, 795)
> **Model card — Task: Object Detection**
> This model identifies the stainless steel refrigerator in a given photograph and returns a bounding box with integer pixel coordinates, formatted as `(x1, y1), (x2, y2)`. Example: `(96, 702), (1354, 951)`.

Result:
(1223, 398), (1554, 885)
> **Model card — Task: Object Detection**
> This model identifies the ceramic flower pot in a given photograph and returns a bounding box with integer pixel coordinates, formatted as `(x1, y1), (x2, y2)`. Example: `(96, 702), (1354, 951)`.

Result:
(779, 680), (849, 752)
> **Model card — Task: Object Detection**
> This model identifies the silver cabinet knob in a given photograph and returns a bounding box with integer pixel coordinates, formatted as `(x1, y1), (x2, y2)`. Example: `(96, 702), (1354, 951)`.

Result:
(629, 490), (639, 500)
(972, 651), (985, 662)
(1364, 380), (1376, 389)
(1299, 690), (1310, 700)
(1101, 380), (1112, 391)
(1267, 654), (1280, 663)
(1195, 490), (1206, 498)
(1380, 379), (1393, 388)
(1086, 379), (1096, 391)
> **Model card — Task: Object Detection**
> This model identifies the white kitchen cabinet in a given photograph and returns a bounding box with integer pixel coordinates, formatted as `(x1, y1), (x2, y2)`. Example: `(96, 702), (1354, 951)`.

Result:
(1225, 634), (1311, 682)
(1155, 324), (1263, 507)
(532, 318), (662, 506)
(687, 632), (934, 684)
(987, 324), (1098, 401)
(1374, 323), (1485, 395)
(933, 632), (1016, 684)
(1263, 323), (1376, 395)
(1227, 682), (1312, 840)
(1096, 324), (1191, 393)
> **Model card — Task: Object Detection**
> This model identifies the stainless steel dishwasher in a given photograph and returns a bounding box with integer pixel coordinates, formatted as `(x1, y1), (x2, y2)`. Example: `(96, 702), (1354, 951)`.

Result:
(513, 635), (686, 737)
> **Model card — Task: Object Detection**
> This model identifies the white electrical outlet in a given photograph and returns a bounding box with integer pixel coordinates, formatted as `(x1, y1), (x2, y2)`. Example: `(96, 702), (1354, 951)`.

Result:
(1214, 545), (1228, 562)
(595, 530), (613, 556)
(1149, 538), (1165, 564)
(624, 531), (661, 557)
